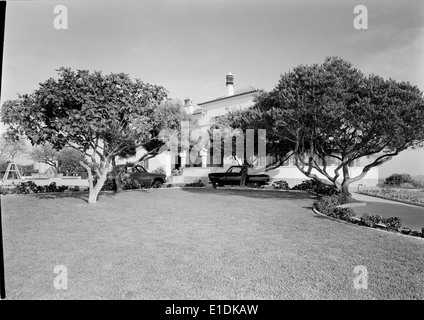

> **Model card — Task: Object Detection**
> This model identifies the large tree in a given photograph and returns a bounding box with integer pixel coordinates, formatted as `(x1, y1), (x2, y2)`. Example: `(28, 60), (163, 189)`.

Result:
(29, 144), (85, 175)
(1, 68), (171, 203)
(219, 57), (424, 196)
(0, 132), (27, 162)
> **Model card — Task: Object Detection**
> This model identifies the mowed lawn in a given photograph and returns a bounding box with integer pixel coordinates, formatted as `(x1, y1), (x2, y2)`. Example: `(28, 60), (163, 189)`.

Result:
(1, 188), (423, 300)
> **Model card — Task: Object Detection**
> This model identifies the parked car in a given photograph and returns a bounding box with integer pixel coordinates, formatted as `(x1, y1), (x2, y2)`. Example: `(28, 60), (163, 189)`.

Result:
(108, 164), (166, 188)
(208, 166), (270, 188)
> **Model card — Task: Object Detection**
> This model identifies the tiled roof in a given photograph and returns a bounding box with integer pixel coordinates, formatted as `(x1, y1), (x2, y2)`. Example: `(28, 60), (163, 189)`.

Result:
(198, 85), (259, 106)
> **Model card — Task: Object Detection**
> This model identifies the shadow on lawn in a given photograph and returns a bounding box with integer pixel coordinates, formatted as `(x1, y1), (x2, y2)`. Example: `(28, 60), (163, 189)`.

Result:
(181, 187), (319, 200)
(29, 191), (120, 203)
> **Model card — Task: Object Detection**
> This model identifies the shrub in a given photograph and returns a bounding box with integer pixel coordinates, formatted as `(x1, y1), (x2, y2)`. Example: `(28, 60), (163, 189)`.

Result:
(400, 227), (411, 235)
(153, 167), (166, 175)
(122, 177), (135, 190)
(383, 217), (402, 231)
(313, 195), (355, 220)
(101, 178), (116, 191)
(0, 181), (78, 195)
(121, 177), (147, 190)
(272, 180), (289, 190)
(360, 213), (383, 227)
(292, 179), (338, 196)
(184, 180), (205, 187)
(15, 181), (39, 194)
(58, 185), (69, 192)
(411, 179), (424, 188)
(314, 195), (343, 216)
(47, 182), (58, 192)
(330, 207), (356, 220)
(73, 186), (80, 192)
(292, 179), (314, 191)
(140, 181), (152, 189)
(0, 186), (16, 195)
(359, 214), (402, 230)
(384, 173), (413, 186)
(36, 185), (46, 193)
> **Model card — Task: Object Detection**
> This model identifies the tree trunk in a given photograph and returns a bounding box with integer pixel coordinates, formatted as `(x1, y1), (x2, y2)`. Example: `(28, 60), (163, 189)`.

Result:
(79, 160), (109, 205)
(112, 157), (123, 193)
(240, 163), (248, 187)
(341, 181), (351, 197)
(341, 165), (352, 197)
(88, 170), (108, 204)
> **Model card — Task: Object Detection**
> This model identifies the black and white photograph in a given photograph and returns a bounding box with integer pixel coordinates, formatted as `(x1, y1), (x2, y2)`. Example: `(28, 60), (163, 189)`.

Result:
(0, 0), (423, 305)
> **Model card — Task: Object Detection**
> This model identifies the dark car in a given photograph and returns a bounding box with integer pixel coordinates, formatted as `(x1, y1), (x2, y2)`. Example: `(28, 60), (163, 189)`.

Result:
(108, 164), (166, 188)
(208, 166), (270, 188)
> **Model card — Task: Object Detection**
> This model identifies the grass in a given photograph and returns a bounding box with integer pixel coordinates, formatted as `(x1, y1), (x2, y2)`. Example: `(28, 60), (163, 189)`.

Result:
(1, 188), (423, 300)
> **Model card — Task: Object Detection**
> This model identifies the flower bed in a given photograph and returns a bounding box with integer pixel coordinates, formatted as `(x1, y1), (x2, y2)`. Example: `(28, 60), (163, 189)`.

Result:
(358, 188), (424, 207)
(313, 195), (424, 239)
(0, 181), (85, 195)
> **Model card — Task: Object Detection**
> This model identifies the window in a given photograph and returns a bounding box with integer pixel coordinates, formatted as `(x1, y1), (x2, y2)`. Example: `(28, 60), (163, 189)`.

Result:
(228, 167), (241, 173)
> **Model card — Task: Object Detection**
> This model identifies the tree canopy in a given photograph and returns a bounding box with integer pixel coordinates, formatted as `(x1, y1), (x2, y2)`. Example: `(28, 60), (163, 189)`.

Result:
(0, 132), (27, 162)
(218, 57), (424, 195)
(1, 67), (173, 203)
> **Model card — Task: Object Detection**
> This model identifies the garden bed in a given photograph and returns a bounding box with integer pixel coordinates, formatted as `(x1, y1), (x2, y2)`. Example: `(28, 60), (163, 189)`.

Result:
(313, 194), (424, 239)
(312, 207), (424, 241)
(358, 188), (424, 207)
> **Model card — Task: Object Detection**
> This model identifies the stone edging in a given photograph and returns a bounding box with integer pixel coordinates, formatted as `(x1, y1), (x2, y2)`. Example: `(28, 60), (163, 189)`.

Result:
(311, 207), (424, 241)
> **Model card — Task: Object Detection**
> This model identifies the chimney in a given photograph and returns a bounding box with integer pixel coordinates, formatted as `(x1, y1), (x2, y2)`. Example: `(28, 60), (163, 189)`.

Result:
(184, 97), (193, 114)
(226, 71), (234, 96)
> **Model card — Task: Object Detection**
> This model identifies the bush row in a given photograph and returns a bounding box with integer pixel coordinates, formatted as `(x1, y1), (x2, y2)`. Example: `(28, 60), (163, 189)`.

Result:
(0, 181), (83, 195)
(313, 195), (424, 238)
(272, 180), (290, 190)
(291, 179), (339, 196)
(184, 180), (206, 187)
(271, 179), (339, 196)
(358, 188), (424, 206)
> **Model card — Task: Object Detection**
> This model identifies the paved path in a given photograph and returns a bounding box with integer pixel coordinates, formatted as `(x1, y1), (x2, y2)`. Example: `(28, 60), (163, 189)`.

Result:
(351, 192), (424, 231)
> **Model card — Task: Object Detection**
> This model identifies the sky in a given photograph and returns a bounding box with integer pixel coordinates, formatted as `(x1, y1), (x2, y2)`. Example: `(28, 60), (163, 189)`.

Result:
(0, 0), (423, 177)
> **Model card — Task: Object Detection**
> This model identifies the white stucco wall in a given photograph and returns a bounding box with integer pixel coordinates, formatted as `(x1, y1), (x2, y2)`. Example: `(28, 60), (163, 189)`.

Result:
(196, 92), (257, 129)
